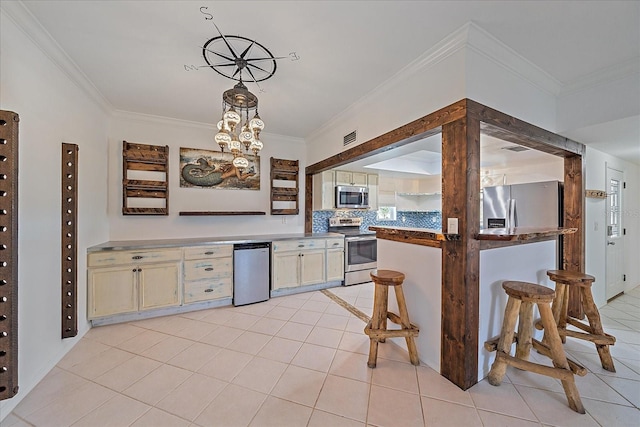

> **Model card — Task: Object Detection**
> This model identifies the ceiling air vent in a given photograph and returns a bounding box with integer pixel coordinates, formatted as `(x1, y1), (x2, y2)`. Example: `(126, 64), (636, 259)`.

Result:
(343, 130), (357, 146)
(501, 145), (530, 152)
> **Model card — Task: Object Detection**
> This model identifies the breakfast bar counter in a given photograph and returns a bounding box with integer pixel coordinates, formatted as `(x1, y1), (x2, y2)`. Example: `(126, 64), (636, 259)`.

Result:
(370, 224), (570, 381)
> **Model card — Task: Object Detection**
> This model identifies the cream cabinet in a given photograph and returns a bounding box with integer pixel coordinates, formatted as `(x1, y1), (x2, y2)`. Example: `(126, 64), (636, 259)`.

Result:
(312, 170), (335, 210)
(183, 245), (233, 303)
(87, 248), (182, 319)
(326, 238), (345, 282)
(367, 174), (379, 210)
(335, 170), (367, 186)
(272, 239), (326, 290)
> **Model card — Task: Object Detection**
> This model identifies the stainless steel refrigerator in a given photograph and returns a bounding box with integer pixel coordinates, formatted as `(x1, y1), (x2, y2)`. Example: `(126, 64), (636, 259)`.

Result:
(482, 180), (563, 229)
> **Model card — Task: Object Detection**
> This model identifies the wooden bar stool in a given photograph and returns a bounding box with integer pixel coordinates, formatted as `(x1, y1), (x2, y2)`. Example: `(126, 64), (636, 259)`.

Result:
(536, 270), (616, 372)
(486, 281), (585, 414)
(364, 270), (419, 368)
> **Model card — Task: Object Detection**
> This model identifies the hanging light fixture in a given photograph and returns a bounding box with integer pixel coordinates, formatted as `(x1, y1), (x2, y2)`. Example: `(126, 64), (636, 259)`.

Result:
(214, 76), (265, 169)
(200, 18), (279, 172)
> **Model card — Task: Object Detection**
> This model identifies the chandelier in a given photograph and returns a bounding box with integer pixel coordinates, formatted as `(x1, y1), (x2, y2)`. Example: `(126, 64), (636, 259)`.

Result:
(214, 77), (264, 170)
(200, 16), (279, 171)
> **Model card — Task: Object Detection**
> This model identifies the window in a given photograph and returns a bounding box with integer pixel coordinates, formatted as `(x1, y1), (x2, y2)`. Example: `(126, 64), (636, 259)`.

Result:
(377, 206), (397, 221)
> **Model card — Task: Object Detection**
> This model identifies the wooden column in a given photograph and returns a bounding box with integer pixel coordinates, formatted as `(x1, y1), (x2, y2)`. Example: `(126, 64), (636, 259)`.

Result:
(305, 173), (313, 233)
(564, 154), (585, 318)
(440, 114), (481, 390)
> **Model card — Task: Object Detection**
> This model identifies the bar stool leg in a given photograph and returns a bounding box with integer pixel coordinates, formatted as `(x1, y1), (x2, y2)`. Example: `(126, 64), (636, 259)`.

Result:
(367, 283), (388, 368)
(516, 301), (534, 360)
(488, 296), (521, 386)
(581, 287), (616, 372)
(394, 284), (419, 365)
(538, 302), (585, 414)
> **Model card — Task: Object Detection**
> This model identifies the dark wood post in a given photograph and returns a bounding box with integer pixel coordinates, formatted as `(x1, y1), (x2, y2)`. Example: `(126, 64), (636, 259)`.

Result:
(305, 173), (313, 233)
(440, 114), (481, 390)
(564, 154), (585, 318)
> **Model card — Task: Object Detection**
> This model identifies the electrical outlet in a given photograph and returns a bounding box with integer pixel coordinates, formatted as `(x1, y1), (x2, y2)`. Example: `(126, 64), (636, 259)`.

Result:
(447, 218), (459, 234)
(594, 221), (598, 231)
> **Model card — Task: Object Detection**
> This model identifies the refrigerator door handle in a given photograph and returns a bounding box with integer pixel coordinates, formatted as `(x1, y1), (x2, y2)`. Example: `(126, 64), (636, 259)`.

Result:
(508, 198), (517, 228)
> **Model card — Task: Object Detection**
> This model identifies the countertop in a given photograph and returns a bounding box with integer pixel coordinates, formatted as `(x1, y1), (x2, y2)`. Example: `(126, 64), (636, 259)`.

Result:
(368, 226), (459, 248)
(368, 225), (576, 249)
(475, 227), (577, 241)
(87, 232), (343, 252)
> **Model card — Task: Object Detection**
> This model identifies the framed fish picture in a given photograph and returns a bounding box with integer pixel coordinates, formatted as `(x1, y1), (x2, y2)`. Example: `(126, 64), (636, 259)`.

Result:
(179, 147), (260, 190)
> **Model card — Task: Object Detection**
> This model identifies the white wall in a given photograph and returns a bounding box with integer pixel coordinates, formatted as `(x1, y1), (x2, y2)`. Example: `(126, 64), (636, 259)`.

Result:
(0, 9), (109, 417)
(585, 147), (640, 307)
(306, 30), (467, 166)
(107, 114), (306, 240)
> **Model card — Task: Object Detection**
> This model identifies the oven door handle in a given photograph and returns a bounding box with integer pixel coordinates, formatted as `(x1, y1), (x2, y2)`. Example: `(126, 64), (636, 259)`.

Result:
(346, 236), (376, 242)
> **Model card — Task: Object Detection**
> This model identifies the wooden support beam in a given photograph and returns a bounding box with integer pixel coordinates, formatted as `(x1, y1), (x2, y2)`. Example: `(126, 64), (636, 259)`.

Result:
(564, 154), (585, 318)
(440, 115), (481, 390)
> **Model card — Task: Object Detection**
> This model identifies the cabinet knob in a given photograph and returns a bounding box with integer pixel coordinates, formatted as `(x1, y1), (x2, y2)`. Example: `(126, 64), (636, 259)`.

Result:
(204, 251), (214, 255)
(132, 268), (137, 272)
(132, 255), (143, 260)
(204, 267), (214, 271)
(298, 244), (304, 248)
(204, 289), (213, 293)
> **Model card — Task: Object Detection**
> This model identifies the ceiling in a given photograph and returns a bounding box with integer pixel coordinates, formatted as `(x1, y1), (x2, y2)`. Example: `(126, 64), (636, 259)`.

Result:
(14, 1), (640, 164)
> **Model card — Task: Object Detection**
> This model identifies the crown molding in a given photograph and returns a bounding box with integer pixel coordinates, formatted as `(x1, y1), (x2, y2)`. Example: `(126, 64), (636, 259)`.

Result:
(110, 109), (303, 144)
(306, 22), (471, 142)
(464, 22), (563, 96)
(1, 1), (113, 114)
(559, 57), (640, 97)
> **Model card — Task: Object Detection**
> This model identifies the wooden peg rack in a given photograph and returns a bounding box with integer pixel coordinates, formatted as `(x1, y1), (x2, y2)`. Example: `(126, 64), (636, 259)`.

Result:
(122, 141), (169, 215)
(270, 157), (299, 215)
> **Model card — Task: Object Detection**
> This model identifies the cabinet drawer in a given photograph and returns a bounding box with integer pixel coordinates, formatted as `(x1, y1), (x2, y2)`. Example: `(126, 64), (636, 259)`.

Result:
(272, 239), (326, 253)
(88, 248), (182, 267)
(184, 245), (233, 260)
(184, 278), (232, 303)
(326, 238), (345, 249)
(184, 258), (232, 281)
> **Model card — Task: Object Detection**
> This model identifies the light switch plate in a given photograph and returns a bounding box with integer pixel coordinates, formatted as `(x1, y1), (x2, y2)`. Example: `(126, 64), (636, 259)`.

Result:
(447, 218), (459, 234)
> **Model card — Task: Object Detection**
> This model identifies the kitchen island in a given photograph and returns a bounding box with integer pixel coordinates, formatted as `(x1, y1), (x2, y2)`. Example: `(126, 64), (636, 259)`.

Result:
(370, 225), (576, 380)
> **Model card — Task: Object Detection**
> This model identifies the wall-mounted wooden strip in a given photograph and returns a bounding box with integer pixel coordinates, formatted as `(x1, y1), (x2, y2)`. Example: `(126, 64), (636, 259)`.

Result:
(0, 110), (19, 400)
(61, 143), (78, 339)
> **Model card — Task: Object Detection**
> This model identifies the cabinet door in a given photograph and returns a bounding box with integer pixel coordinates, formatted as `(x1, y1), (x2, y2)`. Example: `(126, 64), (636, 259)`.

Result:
(367, 174), (378, 210)
(313, 171), (335, 210)
(300, 249), (326, 286)
(139, 262), (181, 310)
(326, 249), (345, 282)
(335, 171), (352, 186)
(88, 266), (137, 318)
(272, 252), (301, 289)
(352, 172), (367, 186)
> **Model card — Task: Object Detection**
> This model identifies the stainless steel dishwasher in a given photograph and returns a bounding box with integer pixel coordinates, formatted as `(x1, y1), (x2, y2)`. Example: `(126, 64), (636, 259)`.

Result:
(233, 242), (271, 306)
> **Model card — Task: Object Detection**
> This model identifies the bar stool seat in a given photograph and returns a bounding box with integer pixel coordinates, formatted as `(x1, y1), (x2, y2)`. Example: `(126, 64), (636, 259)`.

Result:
(364, 269), (419, 368)
(535, 269), (616, 372)
(485, 281), (585, 414)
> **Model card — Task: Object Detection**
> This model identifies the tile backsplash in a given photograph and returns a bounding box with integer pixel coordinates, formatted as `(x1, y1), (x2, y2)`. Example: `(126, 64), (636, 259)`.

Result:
(313, 210), (442, 233)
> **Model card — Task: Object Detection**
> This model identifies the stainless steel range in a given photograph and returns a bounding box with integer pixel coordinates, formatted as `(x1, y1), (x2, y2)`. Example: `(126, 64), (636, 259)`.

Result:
(328, 217), (377, 286)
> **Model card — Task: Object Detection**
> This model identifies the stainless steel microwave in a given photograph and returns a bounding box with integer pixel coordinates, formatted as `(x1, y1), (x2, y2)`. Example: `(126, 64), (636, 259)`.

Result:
(335, 185), (369, 209)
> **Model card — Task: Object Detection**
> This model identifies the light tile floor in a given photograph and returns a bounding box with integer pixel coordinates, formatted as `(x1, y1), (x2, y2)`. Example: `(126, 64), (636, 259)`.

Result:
(4, 284), (640, 426)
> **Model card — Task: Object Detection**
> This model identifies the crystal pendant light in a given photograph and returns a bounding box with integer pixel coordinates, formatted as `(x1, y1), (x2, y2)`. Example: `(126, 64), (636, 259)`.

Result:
(214, 77), (265, 170)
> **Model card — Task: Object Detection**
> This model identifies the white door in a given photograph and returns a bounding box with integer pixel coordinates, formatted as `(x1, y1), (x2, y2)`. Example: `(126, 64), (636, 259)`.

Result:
(606, 167), (625, 299)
